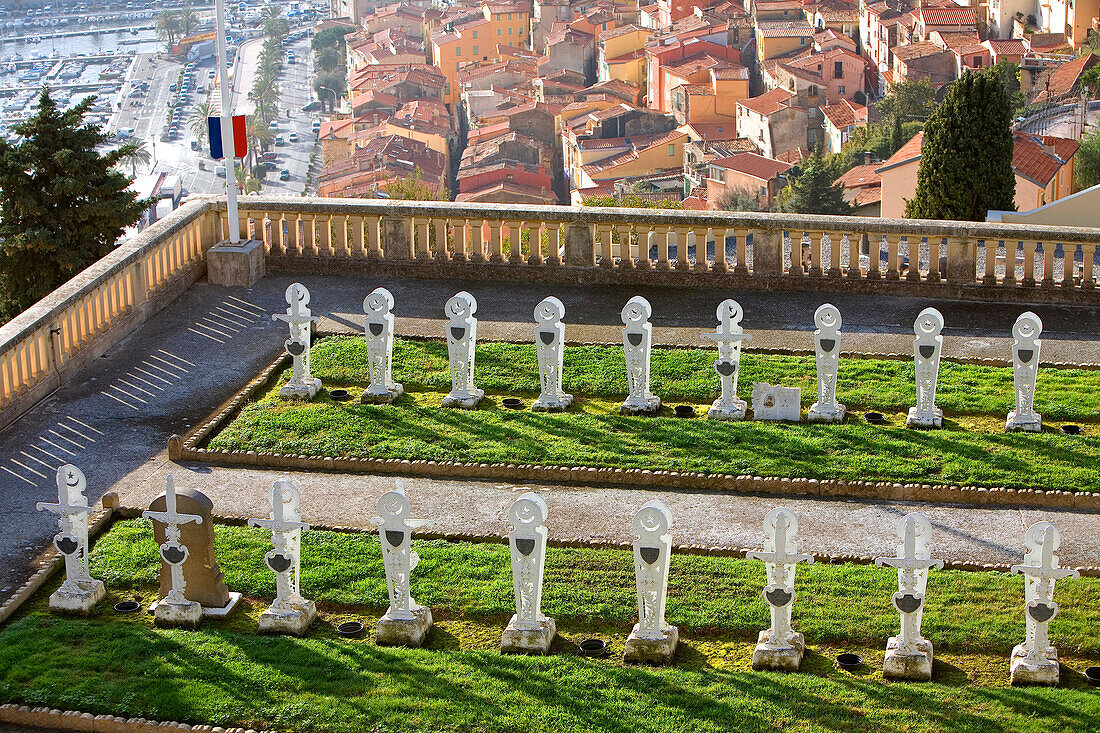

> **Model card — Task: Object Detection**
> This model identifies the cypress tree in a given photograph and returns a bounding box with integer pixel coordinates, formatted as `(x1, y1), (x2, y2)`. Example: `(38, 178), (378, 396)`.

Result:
(781, 149), (852, 215)
(905, 70), (1016, 221)
(0, 88), (151, 320)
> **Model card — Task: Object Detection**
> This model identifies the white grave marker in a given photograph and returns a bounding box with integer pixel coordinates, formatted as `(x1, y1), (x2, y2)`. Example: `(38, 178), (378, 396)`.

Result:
(361, 286), (403, 404)
(441, 291), (484, 408)
(500, 492), (556, 654)
(874, 513), (943, 680)
(1009, 521), (1078, 685)
(702, 299), (751, 420)
(620, 296), (661, 415)
(624, 500), (678, 664)
(36, 465), (105, 614)
(248, 480), (316, 635)
(807, 304), (846, 423)
(143, 475), (204, 627)
(532, 296), (573, 412)
(272, 282), (321, 399)
(371, 480), (433, 646)
(1006, 311), (1042, 433)
(747, 508), (813, 670)
(906, 307), (944, 428)
(752, 383), (801, 421)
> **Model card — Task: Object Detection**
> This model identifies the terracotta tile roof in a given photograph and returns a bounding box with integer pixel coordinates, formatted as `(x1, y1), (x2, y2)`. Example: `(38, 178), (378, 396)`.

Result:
(835, 163), (880, 189)
(1034, 54), (1099, 101)
(710, 152), (792, 180)
(892, 41), (948, 62)
(599, 23), (645, 41)
(776, 147), (808, 163)
(736, 88), (796, 116)
(456, 180), (556, 203)
(931, 31), (980, 51)
(706, 138), (761, 156)
(714, 66), (750, 80)
(915, 6), (976, 27)
(685, 122), (740, 140)
(580, 130), (687, 175)
(983, 38), (1027, 56)
(1012, 133), (1079, 186)
(876, 131), (923, 173)
(756, 20), (815, 37)
(854, 185), (882, 206)
(821, 98), (867, 129)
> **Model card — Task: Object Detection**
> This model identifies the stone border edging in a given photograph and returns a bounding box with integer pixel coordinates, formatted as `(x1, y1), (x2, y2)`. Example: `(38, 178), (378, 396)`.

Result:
(0, 703), (277, 733)
(168, 342), (1100, 514)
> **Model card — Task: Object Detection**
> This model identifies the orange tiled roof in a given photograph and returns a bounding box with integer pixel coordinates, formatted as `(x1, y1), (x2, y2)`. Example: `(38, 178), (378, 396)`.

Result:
(709, 152), (792, 180)
(736, 88), (796, 116)
(1012, 133), (1079, 186)
(876, 131), (924, 173)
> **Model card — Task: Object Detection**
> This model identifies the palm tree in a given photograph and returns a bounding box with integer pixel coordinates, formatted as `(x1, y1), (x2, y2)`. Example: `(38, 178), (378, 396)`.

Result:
(252, 99), (279, 126)
(190, 100), (214, 149)
(316, 46), (342, 73)
(178, 7), (198, 38)
(154, 10), (180, 49)
(118, 139), (152, 177)
(260, 7), (288, 41)
(235, 165), (261, 194)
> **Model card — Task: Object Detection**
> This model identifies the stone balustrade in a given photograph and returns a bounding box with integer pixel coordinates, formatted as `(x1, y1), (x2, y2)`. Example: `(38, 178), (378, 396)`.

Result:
(0, 194), (1097, 432)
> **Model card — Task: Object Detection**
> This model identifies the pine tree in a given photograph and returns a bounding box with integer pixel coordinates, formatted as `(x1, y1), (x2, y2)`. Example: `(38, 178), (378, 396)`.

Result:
(890, 113), (903, 155)
(0, 89), (152, 320)
(905, 70), (1016, 221)
(780, 149), (852, 215)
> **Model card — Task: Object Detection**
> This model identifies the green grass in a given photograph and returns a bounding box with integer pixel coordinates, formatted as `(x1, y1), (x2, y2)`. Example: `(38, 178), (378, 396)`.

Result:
(2, 519), (1100, 733)
(205, 336), (1100, 493)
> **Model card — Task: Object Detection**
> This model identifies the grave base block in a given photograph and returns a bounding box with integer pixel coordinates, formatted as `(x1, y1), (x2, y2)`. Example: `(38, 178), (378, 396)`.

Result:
(751, 630), (805, 671)
(808, 403), (847, 424)
(361, 384), (404, 404)
(1010, 644), (1060, 686)
(153, 599), (203, 628)
(1005, 411), (1042, 433)
(203, 591), (242, 617)
(906, 407), (943, 429)
(207, 239), (265, 288)
(259, 599), (317, 636)
(500, 615), (557, 655)
(280, 378), (322, 400)
(883, 637), (933, 681)
(48, 579), (106, 615)
(620, 396), (661, 416)
(441, 388), (484, 410)
(532, 394), (574, 412)
(707, 399), (746, 421)
(376, 605), (433, 647)
(624, 623), (678, 664)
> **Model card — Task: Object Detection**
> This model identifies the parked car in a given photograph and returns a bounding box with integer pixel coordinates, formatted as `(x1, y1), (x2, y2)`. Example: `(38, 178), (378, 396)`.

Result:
(215, 164), (226, 177)
(275, 135), (284, 145)
(278, 169), (290, 181)
(288, 132), (298, 143)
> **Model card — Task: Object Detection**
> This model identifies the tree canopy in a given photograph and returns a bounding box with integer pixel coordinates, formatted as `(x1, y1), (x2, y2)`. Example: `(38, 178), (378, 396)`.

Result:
(876, 79), (935, 126)
(1075, 125), (1100, 191)
(0, 89), (151, 320)
(905, 70), (1016, 221)
(778, 149), (852, 215)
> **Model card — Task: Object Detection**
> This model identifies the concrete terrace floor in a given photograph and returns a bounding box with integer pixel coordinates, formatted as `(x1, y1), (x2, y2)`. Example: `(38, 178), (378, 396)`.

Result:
(2, 273), (1100, 605)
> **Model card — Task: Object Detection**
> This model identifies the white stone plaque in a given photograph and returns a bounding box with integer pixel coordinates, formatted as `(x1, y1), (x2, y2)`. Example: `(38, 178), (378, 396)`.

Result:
(362, 286), (403, 404)
(441, 291), (484, 408)
(501, 492), (556, 654)
(248, 480), (316, 635)
(624, 500), (678, 664)
(807, 304), (846, 423)
(752, 383), (801, 421)
(620, 296), (661, 415)
(272, 282), (322, 399)
(747, 507), (813, 670)
(532, 296), (573, 412)
(1006, 311), (1042, 432)
(906, 307), (944, 428)
(702, 299), (751, 421)
(371, 480), (434, 646)
(36, 464), (105, 614)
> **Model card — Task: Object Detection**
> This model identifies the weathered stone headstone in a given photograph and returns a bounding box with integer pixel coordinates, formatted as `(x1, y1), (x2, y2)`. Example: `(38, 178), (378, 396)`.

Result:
(36, 464), (105, 614)
(248, 480), (316, 635)
(702, 299), (751, 421)
(1010, 521), (1078, 685)
(501, 492), (556, 654)
(747, 507), (813, 671)
(272, 282), (321, 399)
(371, 479), (433, 646)
(752, 383), (801, 421)
(906, 307), (944, 428)
(532, 296), (573, 412)
(624, 500), (678, 664)
(807, 304), (846, 424)
(620, 296), (661, 415)
(442, 291), (484, 408)
(874, 513), (943, 681)
(361, 286), (403, 404)
(144, 477), (237, 626)
(1006, 311), (1043, 433)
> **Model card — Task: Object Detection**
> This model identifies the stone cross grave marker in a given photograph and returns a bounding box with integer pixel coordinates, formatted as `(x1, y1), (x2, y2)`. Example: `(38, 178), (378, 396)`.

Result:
(906, 307), (944, 428)
(747, 507), (813, 671)
(702, 299), (751, 421)
(361, 286), (403, 404)
(36, 464), (105, 614)
(1006, 311), (1043, 433)
(808, 304), (846, 423)
(620, 296), (661, 415)
(248, 480), (316, 635)
(272, 282), (321, 399)
(1009, 521), (1079, 685)
(532, 296), (573, 412)
(371, 479), (434, 646)
(874, 513), (943, 681)
(441, 291), (484, 409)
(752, 383), (801, 421)
(624, 500), (678, 664)
(500, 492), (556, 654)
(143, 475), (206, 627)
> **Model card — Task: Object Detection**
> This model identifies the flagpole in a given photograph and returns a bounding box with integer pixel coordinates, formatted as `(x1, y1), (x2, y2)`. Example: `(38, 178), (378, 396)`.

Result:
(214, 0), (240, 243)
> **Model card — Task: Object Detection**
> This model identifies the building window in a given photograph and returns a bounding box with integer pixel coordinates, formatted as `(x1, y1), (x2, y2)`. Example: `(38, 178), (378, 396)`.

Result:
(508, 12), (512, 19)
(838, 85), (845, 94)
(668, 143), (675, 156)
(456, 47), (461, 55)
(834, 61), (843, 78)
(508, 26), (513, 34)
(497, 28), (502, 35)
(472, 30), (478, 38)
(473, 45), (478, 54)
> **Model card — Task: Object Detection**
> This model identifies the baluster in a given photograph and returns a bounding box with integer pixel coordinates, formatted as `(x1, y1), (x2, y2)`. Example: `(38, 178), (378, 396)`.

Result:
(788, 232), (807, 275)
(735, 228), (749, 274)
(905, 237), (921, 281)
(348, 216), (364, 257)
(885, 235), (900, 280)
(867, 234), (882, 279)
(434, 218), (449, 261)
(827, 232), (841, 277)
(364, 216), (380, 258)
(546, 222), (561, 266)
(1022, 240), (1037, 286)
(1003, 239), (1018, 285)
(597, 224), (614, 268)
(1041, 241), (1054, 287)
(452, 219), (468, 262)
(468, 219), (485, 262)
(846, 233), (861, 277)
(527, 222), (543, 265)
(635, 225), (652, 269)
(674, 226), (690, 270)
(693, 226), (709, 273)
(655, 227), (671, 269)
(332, 214), (348, 257)
(809, 231), (823, 277)
(413, 217), (429, 260)
(983, 239), (998, 284)
(282, 213), (298, 255)
(1060, 243), (1076, 287)
(711, 227), (728, 272)
(926, 237), (941, 282)
(489, 220), (504, 262)
(504, 220), (520, 264)
(1082, 243), (1096, 288)
(616, 224), (633, 269)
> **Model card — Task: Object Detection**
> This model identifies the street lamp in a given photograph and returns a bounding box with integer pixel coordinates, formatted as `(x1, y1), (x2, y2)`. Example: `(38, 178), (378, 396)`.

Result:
(317, 84), (338, 112)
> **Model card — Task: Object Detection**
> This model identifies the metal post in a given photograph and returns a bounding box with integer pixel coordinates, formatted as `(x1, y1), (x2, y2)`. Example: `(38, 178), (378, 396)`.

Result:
(215, 0), (240, 243)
